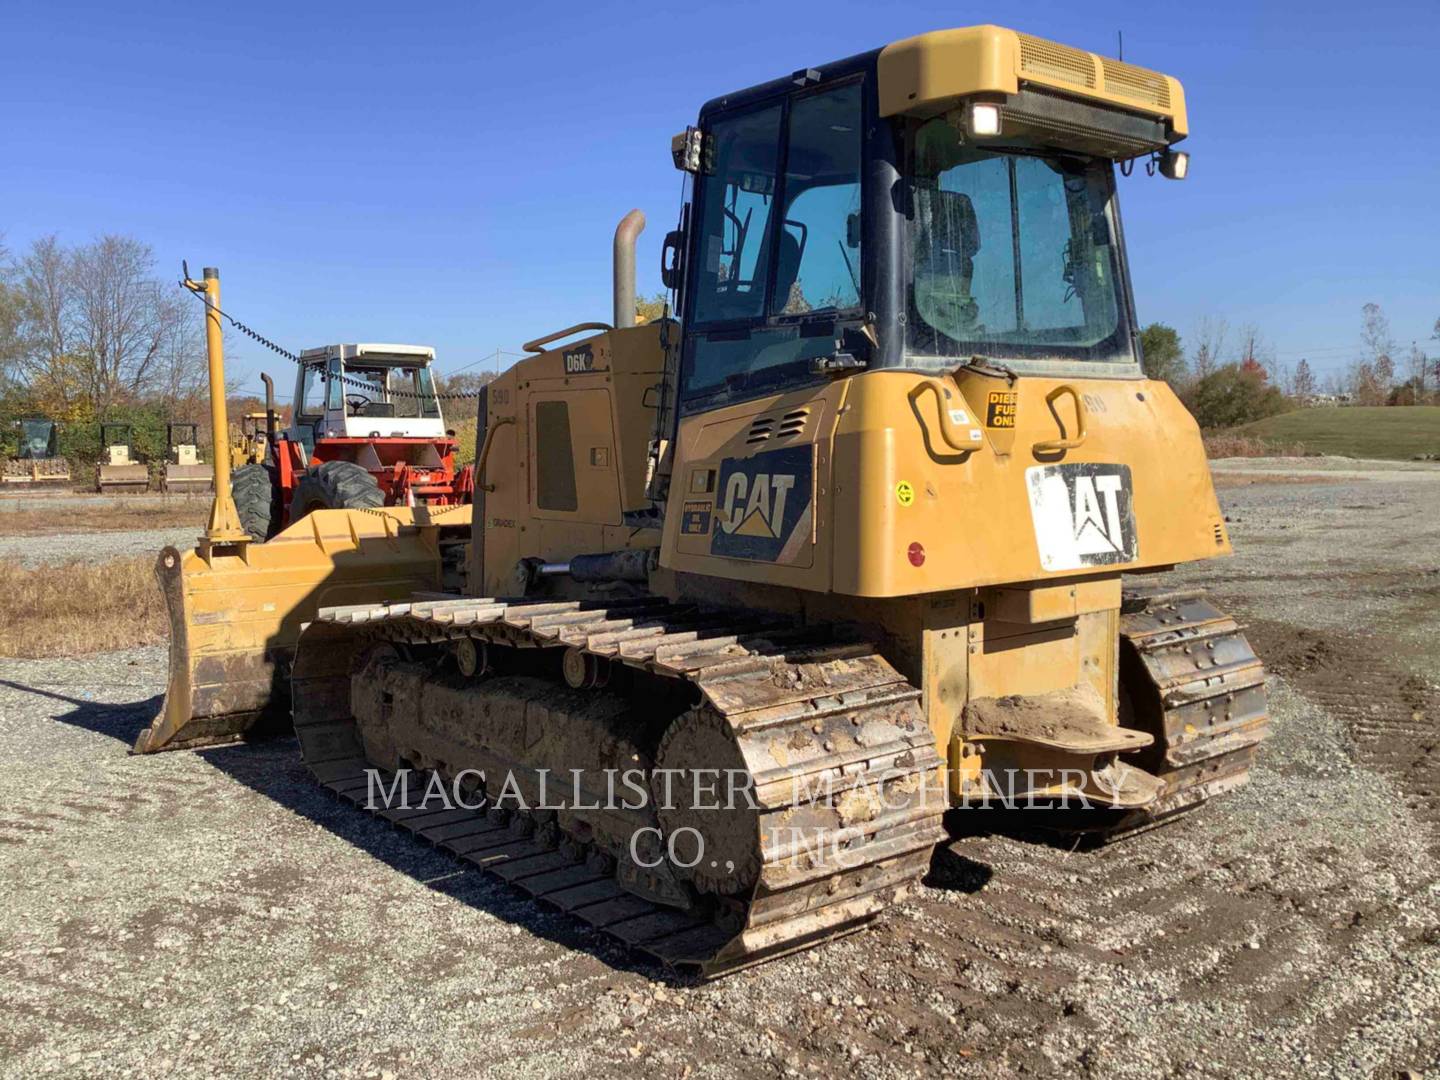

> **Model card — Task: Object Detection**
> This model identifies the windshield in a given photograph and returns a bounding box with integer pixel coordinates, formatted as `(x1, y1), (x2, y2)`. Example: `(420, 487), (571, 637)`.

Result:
(907, 117), (1131, 367)
(340, 364), (442, 419)
(18, 420), (53, 459)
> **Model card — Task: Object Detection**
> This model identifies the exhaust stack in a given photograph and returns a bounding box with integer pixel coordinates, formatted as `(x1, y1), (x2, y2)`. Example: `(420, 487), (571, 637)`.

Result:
(613, 209), (646, 328)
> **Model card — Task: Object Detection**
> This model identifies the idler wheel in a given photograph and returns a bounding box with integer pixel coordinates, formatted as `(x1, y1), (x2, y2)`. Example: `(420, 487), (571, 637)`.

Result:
(653, 708), (761, 895)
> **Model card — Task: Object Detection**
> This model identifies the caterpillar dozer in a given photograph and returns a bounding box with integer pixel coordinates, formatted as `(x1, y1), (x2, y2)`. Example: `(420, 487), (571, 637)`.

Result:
(137, 25), (1267, 976)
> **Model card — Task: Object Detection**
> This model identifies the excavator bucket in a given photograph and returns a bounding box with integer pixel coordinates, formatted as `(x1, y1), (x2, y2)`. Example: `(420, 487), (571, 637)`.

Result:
(134, 505), (467, 753)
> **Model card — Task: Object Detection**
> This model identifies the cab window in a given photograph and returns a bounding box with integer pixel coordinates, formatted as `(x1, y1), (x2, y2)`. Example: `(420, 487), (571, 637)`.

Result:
(682, 80), (864, 404)
(299, 363), (324, 417)
(327, 359), (345, 410)
(690, 105), (783, 326)
(771, 83), (862, 316)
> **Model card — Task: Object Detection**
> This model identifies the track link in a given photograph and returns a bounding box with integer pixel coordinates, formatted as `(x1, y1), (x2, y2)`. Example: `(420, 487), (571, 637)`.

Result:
(291, 595), (948, 977)
(1117, 588), (1269, 823)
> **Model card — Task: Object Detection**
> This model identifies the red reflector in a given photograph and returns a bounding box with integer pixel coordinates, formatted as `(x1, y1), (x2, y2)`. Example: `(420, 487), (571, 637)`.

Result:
(907, 542), (925, 567)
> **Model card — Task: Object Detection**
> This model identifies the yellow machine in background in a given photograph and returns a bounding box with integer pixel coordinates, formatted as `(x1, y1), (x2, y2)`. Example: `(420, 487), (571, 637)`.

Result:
(139, 26), (1265, 976)
(231, 412), (271, 466)
(161, 422), (214, 493)
(96, 423), (150, 493)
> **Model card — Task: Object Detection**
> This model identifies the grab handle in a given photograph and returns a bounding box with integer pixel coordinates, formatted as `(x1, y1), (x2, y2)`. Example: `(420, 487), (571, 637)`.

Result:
(1032, 385), (1088, 455)
(521, 322), (613, 354)
(475, 416), (515, 493)
(907, 377), (981, 453)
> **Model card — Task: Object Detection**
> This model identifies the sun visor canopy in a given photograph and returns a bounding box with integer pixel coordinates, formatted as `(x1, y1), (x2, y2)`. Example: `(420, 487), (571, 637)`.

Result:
(878, 25), (1187, 155)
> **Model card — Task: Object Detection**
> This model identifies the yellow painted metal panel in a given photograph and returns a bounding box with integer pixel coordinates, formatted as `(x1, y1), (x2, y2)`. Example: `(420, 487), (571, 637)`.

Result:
(877, 24), (1188, 136)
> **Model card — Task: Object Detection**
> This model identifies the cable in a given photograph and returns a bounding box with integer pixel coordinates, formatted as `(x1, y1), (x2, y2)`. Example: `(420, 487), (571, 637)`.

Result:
(180, 280), (490, 401)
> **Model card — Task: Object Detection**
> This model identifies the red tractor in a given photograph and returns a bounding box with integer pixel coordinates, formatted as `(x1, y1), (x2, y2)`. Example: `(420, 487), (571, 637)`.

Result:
(231, 344), (472, 541)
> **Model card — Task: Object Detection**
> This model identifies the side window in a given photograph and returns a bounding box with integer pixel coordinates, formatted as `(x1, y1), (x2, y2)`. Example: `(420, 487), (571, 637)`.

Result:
(772, 83), (862, 315)
(534, 400), (577, 512)
(326, 359), (344, 410)
(691, 105), (783, 325)
(299, 364), (322, 416)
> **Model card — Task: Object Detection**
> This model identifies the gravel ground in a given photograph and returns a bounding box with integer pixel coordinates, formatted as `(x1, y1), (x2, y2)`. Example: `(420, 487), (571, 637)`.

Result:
(0, 529), (201, 567)
(0, 458), (1437, 1079)
(0, 492), (208, 513)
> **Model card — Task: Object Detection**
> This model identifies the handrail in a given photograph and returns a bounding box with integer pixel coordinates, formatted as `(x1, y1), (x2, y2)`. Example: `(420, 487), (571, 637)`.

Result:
(1033, 385), (1088, 455)
(475, 416), (515, 493)
(907, 377), (980, 453)
(521, 322), (613, 354)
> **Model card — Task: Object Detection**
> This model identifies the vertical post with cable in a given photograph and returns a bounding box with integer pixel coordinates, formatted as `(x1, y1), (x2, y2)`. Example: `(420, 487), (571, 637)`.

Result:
(185, 266), (251, 550)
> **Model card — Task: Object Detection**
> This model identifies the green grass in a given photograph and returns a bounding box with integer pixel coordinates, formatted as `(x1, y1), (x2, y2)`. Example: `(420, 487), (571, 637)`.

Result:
(1236, 406), (1440, 460)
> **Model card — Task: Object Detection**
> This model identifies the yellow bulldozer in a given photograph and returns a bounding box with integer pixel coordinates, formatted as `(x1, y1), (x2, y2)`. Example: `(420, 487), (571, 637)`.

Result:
(135, 25), (1266, 976)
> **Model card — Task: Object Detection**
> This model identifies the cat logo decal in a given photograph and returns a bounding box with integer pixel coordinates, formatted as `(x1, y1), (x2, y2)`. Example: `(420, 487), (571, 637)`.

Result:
(1026, 463), (1138, 571)
(710, 445), (813, 564)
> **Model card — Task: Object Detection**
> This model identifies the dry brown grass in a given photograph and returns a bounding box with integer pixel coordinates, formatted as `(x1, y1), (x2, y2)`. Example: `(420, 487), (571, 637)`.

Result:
(0, 556), (167, 657)
(0, 499), (207, 537)
(1203, 432), (1310, 459)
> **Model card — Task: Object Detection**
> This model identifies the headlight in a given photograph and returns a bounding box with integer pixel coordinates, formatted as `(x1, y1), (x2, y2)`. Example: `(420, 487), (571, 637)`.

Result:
(964, 101), (1002, 138)
(1159, 149), (1189, 180)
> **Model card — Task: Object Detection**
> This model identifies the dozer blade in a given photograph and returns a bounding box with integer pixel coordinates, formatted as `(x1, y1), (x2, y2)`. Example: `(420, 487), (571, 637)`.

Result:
(134, 507), (456, 753)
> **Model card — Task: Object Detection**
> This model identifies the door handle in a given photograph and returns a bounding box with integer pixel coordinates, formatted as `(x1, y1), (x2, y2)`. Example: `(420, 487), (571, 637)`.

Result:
(1032, 385), (1088, 455)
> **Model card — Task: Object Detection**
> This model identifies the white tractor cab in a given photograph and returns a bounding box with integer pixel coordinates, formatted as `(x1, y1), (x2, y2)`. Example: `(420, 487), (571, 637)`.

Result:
(223, 342), (468, 543)
(292, 343), (447, 452)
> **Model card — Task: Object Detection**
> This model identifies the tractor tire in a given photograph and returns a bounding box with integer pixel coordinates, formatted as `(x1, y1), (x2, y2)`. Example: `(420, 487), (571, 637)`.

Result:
(288, 460), (385, 523)
(231, 462), (278, 543)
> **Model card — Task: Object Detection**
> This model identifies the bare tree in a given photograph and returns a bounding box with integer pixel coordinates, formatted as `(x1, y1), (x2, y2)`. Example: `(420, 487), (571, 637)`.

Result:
(0, 235), (21, 388)
(12, 236), (75, 411)
(69, 236), (174, 416)
(1360, 302), (1396, 397)
(1292, 358), (1316, 400)
(1189, 316), (1228, 380)
(7, 234), (203, 419)
(1406, 343), (1429, 396)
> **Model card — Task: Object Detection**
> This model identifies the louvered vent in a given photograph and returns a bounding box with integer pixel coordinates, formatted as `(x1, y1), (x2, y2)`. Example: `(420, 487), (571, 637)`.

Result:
(1099, 57), (1172, 110)
(1213, 522), (1226, 546)
(1018, 33), (1096, 89)
(776, 409), (809, 438)
(746, 408), (809, 443)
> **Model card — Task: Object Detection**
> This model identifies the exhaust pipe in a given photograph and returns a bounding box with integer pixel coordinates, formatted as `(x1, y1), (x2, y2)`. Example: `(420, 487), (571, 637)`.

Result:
(260, 372), (277, 442)
(613, 209), (646, 329)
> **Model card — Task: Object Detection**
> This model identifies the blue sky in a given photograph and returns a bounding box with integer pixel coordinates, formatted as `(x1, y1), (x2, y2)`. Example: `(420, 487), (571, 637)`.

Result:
(3, 0), (1437, 393)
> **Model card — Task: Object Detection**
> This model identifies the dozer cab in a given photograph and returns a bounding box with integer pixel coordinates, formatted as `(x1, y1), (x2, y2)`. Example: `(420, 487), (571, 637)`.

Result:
(228, 344), (471, 542)
(96, 423), (150, 493)
(139, 25), (1266, 977)
(161, 422), (214, 494)
(2, 418), (71, 489)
